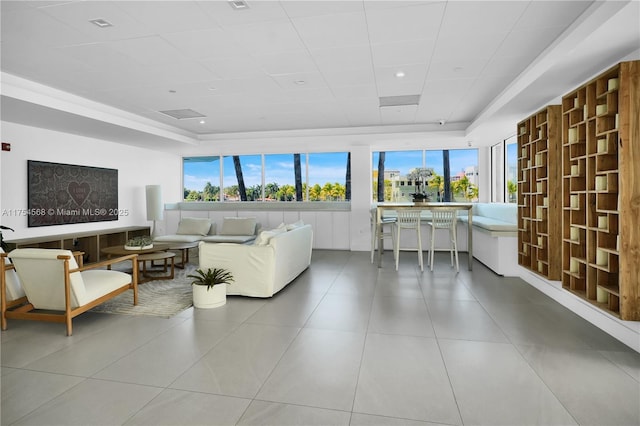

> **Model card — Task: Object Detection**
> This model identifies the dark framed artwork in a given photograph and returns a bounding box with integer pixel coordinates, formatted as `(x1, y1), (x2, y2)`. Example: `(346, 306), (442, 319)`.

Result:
(27, 161), (118, 227)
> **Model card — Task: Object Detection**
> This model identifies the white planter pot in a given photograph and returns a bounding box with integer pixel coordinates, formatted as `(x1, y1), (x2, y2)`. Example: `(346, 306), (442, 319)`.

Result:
(192, 284), (227, 309)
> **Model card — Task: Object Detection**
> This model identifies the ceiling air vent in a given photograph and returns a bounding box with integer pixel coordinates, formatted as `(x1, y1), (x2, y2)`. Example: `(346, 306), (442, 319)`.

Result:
(158, 109), (206, 120)
(379, 95), (421, 107)
(229, 0), (249, 10)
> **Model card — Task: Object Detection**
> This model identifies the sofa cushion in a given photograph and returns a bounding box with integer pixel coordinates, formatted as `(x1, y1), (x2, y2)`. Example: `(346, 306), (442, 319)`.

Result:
(154, 234), (203, 243)
(176, 217), (211, 236)
(220, 217), (256, 236)
(254, 227), (287, 246)
(472, 203), (517, 224)
(207, 222), (217, 236)
(285, 219), (305, 231)
(202, 235), (256, 244)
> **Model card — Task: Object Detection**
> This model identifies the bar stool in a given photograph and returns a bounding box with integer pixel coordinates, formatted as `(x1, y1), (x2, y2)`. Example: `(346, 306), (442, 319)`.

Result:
(370, 207), (396, 263)
(428, 209), (459, 272)
(394, 210), (423, 272)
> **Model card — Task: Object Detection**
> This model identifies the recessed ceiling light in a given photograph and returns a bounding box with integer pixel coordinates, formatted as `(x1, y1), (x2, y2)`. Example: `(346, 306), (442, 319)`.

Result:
(395, 71), (405, 78)
(199, 120), (206, 124)
(294, 80), (306, 85)
(89, 18), (113, 28)
(208, 87), (218, 91)
(228, 0), (249, 10)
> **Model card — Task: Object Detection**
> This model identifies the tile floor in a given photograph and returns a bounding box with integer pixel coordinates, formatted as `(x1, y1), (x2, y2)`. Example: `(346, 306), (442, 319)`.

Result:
(1, 250), (639, 425)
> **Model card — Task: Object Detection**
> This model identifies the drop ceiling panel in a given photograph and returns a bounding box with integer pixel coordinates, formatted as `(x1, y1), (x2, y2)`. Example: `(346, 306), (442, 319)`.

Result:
(224, 20), (307, 55)
(370, 39), (435, 68)
(380, 105), (418, 125)
(161, 28), (249, 60)
(309, 46), (374, 73)
(438, 1), (528, 38)
(107, 36), (188, 67)
(331, 85), (378, 100)
(201, 55), (264, 80)
(197, 0), (289, 27)
(280, 1), (364, 18)
(254, 51), (319, 75)
(323, 68), (376, 88)
(116, 1), (217, 33)
(516, 1), (593, 30)
(291, 12), (369, 49)
(37, 1), (154, 42)
(1, 7), (91, 47)
(364, 2), (446, 44)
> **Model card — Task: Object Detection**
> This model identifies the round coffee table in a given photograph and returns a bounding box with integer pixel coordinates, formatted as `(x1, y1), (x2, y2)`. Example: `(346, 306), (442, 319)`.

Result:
(101, 243), (173, 283)
(165, 241), (199, 269)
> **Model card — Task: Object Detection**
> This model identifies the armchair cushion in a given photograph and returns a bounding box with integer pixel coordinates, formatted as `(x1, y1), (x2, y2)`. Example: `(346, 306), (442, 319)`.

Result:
(8, 248), (131, 309)
(1, 248), (25, 301)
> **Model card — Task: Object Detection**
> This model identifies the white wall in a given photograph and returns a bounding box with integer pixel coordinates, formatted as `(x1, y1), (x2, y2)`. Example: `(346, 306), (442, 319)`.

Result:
(0, 121), (182, 241)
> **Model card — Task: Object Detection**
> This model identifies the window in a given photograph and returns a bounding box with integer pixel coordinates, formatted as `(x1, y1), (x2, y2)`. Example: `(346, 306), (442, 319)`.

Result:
(373, 149), (479, 202)
(183, 152), (350, 202)
(183, 156), (220, 201)
(505, 136), (518, 203)
(222, 155), (262, 201)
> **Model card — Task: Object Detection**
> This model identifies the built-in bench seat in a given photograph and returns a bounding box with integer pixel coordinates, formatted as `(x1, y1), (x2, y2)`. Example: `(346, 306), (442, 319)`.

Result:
(458, 202), (518, 276)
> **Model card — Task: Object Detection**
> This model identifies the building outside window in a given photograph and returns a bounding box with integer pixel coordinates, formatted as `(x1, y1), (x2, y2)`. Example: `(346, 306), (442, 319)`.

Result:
(373, 149), (479, 202)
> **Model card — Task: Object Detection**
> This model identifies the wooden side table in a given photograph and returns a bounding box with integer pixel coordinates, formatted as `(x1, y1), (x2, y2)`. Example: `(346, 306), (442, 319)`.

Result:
(138, 251), (175, 283)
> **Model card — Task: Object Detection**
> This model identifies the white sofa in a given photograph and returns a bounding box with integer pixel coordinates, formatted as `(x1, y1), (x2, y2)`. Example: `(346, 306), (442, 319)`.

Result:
(198, 224), (313, 297)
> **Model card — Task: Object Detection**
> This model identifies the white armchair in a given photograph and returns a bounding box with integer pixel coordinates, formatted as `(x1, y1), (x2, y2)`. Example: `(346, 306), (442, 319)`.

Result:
(1, 248), (138, 336)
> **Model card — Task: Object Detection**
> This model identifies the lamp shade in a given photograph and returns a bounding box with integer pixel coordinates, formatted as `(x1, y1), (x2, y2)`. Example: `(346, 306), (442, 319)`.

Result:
(145, 185), (163, 221)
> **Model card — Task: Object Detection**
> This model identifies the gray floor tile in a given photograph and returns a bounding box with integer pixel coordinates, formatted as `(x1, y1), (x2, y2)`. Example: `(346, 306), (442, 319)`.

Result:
(305, 293), (373, 333)
(368, 295), (434, 337)
(23, 315), (186, 376)
(350, 413), (449, 425)
(519, 344), (640, 426)
(598, 349), (640, 381)
(353, 333), (461, 425)
(426, 299), (509, 343)
(92, 318), (235, 387)
(190, 296), (266, 323)
(1, 369), (84, 425)
(246, 291), (324, 327)
(237, 400), (351, 425)
(256, 328), (365, 411)
(124, 389), (251, 426)
(375, 273), (423, 299)
(11, 378), (162, 426)
(439, 339), (577, 425)
(170, 323), (299, 398)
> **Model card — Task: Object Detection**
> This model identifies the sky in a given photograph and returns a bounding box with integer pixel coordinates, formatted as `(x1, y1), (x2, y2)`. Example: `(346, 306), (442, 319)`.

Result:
(184, 148), (485, 192)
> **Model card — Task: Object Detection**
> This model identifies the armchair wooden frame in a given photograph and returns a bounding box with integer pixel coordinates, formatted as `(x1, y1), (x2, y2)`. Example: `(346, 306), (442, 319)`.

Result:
(1, 252), (138, 336)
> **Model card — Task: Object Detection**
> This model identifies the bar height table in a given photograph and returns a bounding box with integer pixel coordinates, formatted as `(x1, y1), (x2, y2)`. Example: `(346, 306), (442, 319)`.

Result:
(375, 202), (473, 271)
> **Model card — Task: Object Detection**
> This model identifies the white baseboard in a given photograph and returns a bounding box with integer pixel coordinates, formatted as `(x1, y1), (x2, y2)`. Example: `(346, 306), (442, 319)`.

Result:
(518, 266), (640, 353)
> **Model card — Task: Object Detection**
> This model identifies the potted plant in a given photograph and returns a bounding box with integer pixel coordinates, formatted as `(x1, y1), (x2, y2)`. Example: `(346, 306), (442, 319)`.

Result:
(0, 225), (14, 252)
(124, 236), (153, 250)
(187, 267), (234, 308)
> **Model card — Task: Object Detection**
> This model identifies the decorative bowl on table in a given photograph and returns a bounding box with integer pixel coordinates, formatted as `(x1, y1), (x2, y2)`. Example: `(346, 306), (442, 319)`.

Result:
(124, 236), (153, 250)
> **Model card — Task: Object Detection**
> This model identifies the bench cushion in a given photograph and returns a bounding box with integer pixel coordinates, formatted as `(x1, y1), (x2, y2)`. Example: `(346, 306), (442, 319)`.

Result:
(470, 216), (517, 232)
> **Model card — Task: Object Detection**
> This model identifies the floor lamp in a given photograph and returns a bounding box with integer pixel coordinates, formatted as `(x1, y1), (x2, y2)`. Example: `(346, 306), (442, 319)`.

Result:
(145, 185), (163, 239)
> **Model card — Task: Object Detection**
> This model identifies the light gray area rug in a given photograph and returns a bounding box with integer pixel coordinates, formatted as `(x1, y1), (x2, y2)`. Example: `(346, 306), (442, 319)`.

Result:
(90, 262), (198, 318)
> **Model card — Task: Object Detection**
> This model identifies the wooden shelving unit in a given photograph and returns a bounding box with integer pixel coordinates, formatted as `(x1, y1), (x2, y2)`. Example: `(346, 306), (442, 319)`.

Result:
(5, 226), (150, 264)
(561, 60), (640, 320)
(517, 105), (562, 280)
